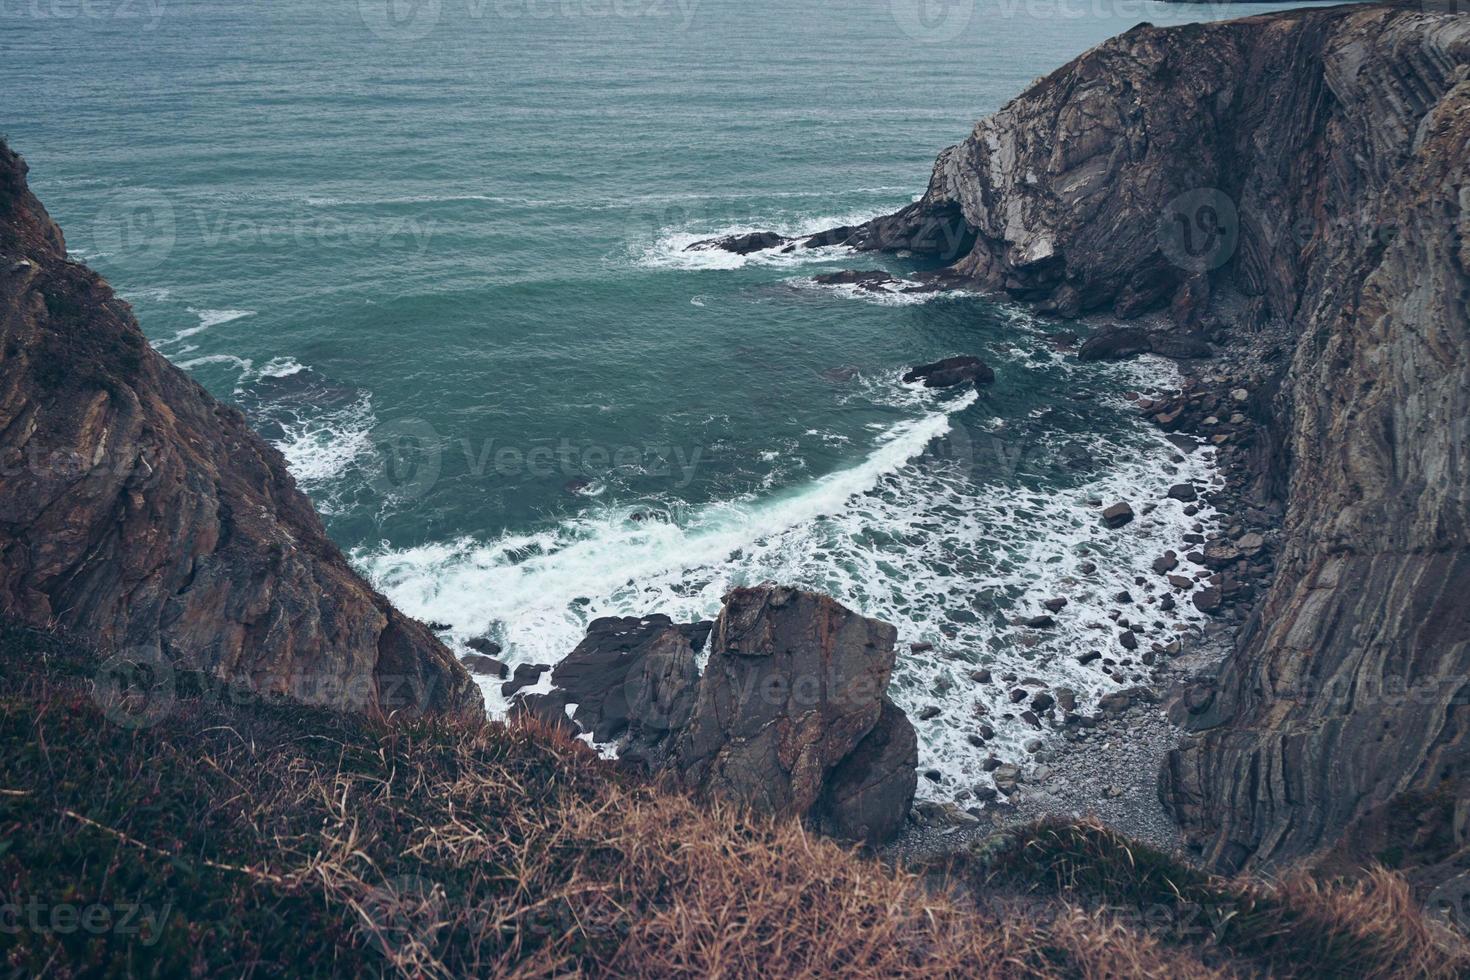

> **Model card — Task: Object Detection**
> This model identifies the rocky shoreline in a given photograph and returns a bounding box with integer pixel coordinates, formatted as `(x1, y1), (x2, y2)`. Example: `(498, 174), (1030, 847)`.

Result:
(689, 3), (1470, 898)
(888, 306), (1290, 861)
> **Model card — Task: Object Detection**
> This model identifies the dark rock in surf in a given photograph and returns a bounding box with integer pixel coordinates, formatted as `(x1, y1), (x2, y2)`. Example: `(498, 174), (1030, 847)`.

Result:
(902, 355), (995, 388)
(462, 653), (509, 678)
(686, 230), (787, 254)
(527, 586), (916, 845)
(812, 269), (904, 292)
(501, 662), (552, 698)
(1078, 327), (1213, 362)
(466, 636), (503, 657)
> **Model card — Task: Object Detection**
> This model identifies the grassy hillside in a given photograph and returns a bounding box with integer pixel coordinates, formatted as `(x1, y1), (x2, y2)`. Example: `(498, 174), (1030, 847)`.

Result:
(0, 623), (1464, 978)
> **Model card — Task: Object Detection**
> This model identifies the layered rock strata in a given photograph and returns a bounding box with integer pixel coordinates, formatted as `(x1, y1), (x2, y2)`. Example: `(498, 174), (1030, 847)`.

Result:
(705, 3), (1470, 887)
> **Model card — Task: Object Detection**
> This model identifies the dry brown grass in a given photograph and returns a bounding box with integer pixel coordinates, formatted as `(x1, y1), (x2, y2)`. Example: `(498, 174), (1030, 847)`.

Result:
(1, 623), (1465, 978)
(966, 817), (1470, 979)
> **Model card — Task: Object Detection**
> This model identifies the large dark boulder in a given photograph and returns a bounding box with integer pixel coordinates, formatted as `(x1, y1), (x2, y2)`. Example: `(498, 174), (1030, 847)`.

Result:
(1078, 328), (1156, 362)
(1078, 328), (1212, 362)
(676, 585), (903, 821)
(812, 697), (917, 845)
(519, 585), (918, 844)
(514, 613), (704, 770)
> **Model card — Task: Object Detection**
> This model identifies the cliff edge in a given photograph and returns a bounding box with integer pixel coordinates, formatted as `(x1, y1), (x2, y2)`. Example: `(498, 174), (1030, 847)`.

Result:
(922, 2), (1470, 884)
(0, 141), (480, 719)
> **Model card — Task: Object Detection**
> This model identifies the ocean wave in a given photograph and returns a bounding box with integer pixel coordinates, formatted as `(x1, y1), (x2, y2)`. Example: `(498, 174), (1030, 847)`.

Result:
(631, 208), (891, 272)
(355, 350), (1219, 797)
(354, 390), (978, 710)
(789, 276), (974, 306)
(151, 308), (256, 353)
(232, 362), (379, 510)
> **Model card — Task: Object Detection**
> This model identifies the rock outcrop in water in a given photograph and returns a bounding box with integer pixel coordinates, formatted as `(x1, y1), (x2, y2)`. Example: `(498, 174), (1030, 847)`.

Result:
(712, 3), (1470, 888)
(0, 140), (479, 719)
(515, 585), (918, 845)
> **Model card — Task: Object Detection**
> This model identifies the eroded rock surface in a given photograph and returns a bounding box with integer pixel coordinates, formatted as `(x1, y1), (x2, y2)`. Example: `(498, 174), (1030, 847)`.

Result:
(0, 141), (479, 719)
(517, 585), (918, 844)
(677, 585), (905, 829)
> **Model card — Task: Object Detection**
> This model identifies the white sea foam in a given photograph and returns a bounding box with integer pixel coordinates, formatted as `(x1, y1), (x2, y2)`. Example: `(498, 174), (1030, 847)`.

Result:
(355, 390), (977, 713)
(119, 286), (173, 303)
(189, 307), (256, 329)
(176, 353), (253, 374)
(154, 308), (255, 350)
(257, 356), (307, 379)
(272, 391), (377, 492)
(356, 344), (1218, 798)
(789, 276), (974, 307)
(633, 208), (890, 272)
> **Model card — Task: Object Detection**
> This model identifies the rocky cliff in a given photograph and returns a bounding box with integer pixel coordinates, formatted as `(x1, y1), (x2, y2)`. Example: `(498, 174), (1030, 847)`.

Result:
(704, 3), (1470, 884)
(0, 141), (480, 719)
(924, 2), (1470, 883)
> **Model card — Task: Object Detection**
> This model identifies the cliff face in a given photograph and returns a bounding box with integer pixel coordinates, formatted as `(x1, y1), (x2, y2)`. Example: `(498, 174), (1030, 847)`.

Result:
(0, 142), (479, 719)
(836, 4), (1470, 880)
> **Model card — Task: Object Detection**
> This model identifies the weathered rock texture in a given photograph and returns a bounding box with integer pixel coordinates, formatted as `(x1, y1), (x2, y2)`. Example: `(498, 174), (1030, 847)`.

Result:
(517, 585), (918, 844)
(0, 141), (479, 719)
(515, 613), (707, 770)
(780, 3), (1470, 884)
(677, 586), (904, 826)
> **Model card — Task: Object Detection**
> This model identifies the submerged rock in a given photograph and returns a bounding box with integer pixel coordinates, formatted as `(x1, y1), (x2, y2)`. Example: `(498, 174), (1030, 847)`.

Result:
(685, 230), (787, 254)
(902, 355), (995, 388)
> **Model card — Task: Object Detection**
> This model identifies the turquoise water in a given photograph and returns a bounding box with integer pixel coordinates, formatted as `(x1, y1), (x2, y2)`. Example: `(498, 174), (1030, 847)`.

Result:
(4, 0), (1308, 788)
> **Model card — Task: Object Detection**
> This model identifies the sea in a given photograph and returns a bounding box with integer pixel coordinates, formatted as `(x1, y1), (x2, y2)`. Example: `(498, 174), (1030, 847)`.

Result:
(4, 0), (1312, 793)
